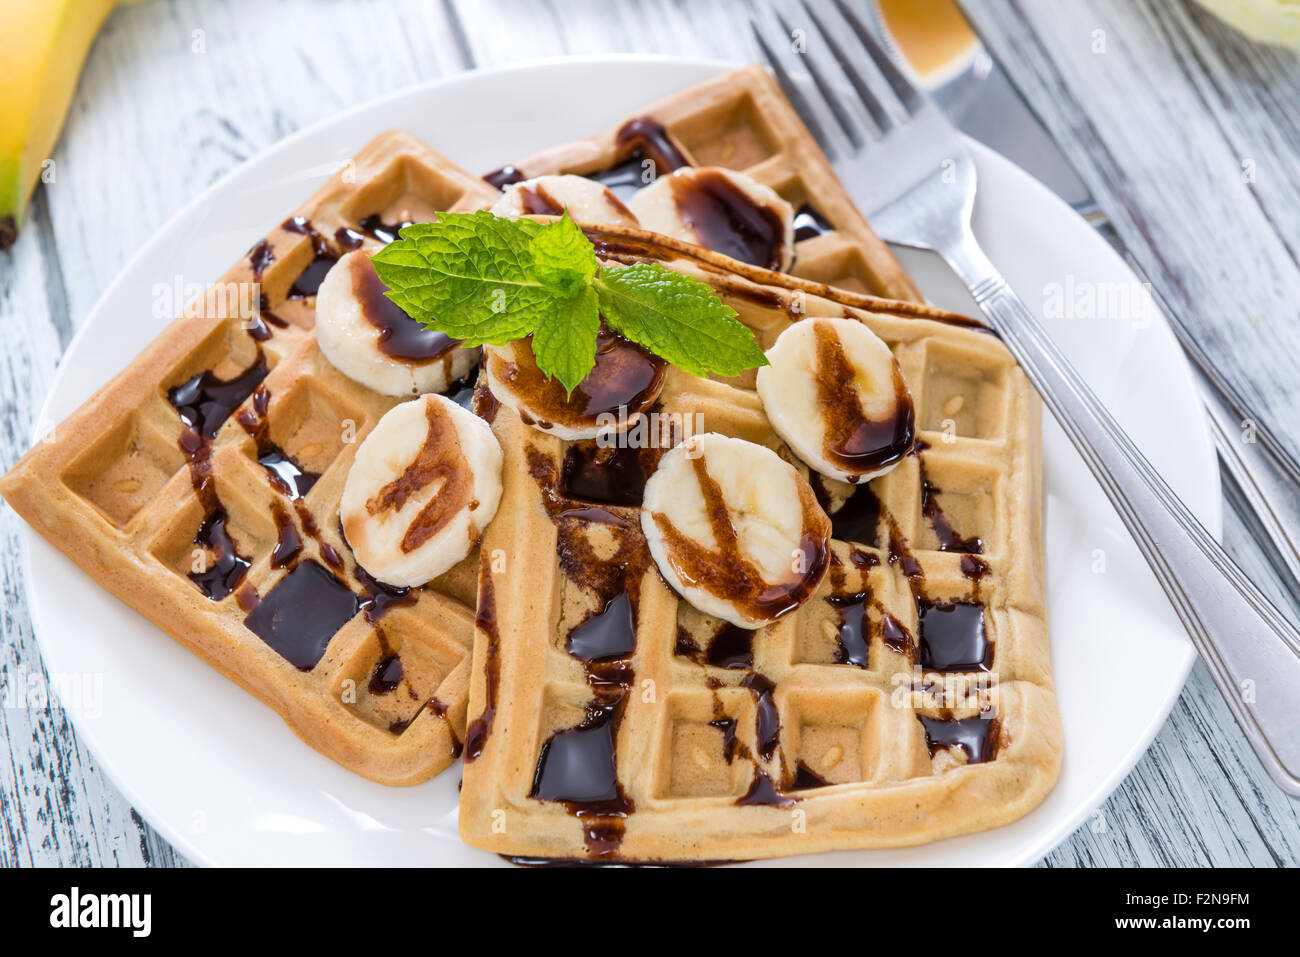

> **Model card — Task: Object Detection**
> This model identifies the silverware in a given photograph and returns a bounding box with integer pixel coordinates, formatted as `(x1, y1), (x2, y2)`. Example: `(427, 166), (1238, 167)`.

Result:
(752, 0), (1300, 796)
(870, 0), (1300, 617)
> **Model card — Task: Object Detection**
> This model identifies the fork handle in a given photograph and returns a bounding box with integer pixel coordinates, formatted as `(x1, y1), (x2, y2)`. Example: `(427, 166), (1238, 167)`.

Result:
(940, 236), (1300, 797)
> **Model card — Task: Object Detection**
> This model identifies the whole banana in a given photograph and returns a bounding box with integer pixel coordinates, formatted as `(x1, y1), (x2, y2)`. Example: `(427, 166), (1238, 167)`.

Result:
(0, 0), (120, 250)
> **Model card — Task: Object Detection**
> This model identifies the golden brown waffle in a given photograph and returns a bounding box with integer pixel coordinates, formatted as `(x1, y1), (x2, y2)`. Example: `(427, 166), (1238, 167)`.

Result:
(485, 64), (921, 303)
(458, 226), (1060, 862)
(1, 131), (502, 785)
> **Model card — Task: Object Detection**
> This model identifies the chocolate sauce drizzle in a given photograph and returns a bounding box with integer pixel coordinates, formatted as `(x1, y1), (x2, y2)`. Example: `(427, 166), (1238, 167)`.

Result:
(671, 169), (786, 270)
(282, 217), (338, 298)
(917, 600), (991, 673)
(358, 214), (416, 245)
(919, 715), (1000, 764)
(350, 253), (460, 363)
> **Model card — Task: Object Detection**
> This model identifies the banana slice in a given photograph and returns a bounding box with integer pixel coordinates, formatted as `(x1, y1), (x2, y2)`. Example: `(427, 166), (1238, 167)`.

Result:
(627, 166), (794, 271)
(316, 250), (480, 396)
(641, 433), (830, 629)
(756, 317), (915, 485)
(484, 330), (666, 441)
(340, 394), (503, 588)
(490, 174), (639, 227)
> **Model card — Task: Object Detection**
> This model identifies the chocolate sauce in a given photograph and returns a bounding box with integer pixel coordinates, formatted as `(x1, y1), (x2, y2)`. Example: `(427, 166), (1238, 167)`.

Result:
(671, 169), (785, 270)
(707, 623), (755, 669)
(168, 355), (269, 439)
(614, 117), (691, 177)
(369, 654), (404, 695)
(530, 700), (635, 857)
(790, 762), (831, 790)
(813, 478), (882, 548)
(710, 715), (741, 764)
(737, 768), (797, 807)
(483, 165), (527, 189)
(827, 592), (870, 668)
(283, 216), (337, 298)
(741, 672), (780, 762)
(444, 366), (480, 412)
(566, 592), (637, 661)
(791, 204), (832, 242)
(919, 460), (983, 554)
(270, 502), (302, 568)
(258, 447), (318, 499)
(243, 561), (359, 671)
(917, 601), (991, 672)
(561, 441), (659, 507)
(350, 254), (460, 363)
(919, 715), (999, 764)
(188, 510), (251, 600)
(960, 554), (990, 582)
(494, 330), (666, 430)
(517, 182), (564, 215)
(881, 612), (913, 656)
(335, 226), (367, 251)
(248, 239), (274, 278)
(813, 323), (915, 478)
(353, 565), (416, 624)
(464, 572), (499, 761)
(358, 214), (416, 245)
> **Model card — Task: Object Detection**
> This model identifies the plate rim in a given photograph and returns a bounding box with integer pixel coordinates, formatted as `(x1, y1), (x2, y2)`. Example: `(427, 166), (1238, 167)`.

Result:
(19, 53), (1217, 868)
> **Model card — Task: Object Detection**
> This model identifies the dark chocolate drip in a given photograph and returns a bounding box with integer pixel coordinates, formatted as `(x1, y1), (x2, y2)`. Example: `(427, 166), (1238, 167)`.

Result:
(283, 216), (338, 298)
(737, 768), (797, 807)
(741, 672), (780, 762)
(827, 592), (870, 668)
(566, 591), (637, 662)
(258, 447), (318, 499)
(483, 165), (527, 189)
(792, 204), (832, 242)
(369, 654), (404, 695)
(248, 239), (274, 278)
(813, 323), (915, 478)
(918, 457), (983, 555)
(917, 601), (991, 672)
(919, 715), (999, 764)
(168, 355), (269, 440)
(561, 440), (663, 507)
(351, 253), (460, 362)
(270, 501), (302, 568)
(790, 762), (831, 790)
(358, 213), (416, 245)
(670, 169), (785, 270)
(464, 571), (499, 761)
(188, 510), (251, 600)
(243, 561), (359, 671)
(614, 116), (691, 176)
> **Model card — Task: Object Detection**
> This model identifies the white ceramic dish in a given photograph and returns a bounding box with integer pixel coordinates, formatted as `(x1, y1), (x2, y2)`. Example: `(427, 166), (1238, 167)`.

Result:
(19, 56), (1218, 867)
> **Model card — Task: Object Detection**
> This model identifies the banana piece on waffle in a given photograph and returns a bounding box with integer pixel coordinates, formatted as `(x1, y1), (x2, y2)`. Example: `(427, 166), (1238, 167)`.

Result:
(458, 226), (1060, 862)
(482, 64), (921, 303)
(1, 131), (502, 785)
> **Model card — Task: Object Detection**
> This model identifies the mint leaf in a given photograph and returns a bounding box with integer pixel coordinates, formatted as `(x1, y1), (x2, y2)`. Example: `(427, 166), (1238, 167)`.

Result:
(530, 285), (601, 395)
(530, 212), (597, 295)
(595, 262), (768, 378)
(371, 211), (558, 345)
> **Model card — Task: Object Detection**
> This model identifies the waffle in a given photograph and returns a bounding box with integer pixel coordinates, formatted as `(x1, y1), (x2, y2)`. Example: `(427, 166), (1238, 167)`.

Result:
(458, 225), (1060, 862)
(1, 131), (502, 785)
(484, 64), (921, 304)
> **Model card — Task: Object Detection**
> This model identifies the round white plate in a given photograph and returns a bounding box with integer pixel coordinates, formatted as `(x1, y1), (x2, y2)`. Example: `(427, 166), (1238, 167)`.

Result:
(20, 56), (1218, 867)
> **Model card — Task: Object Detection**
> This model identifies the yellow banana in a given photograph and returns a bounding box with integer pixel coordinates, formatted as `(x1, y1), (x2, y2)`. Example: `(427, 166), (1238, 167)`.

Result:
(0, 0), (120, 250)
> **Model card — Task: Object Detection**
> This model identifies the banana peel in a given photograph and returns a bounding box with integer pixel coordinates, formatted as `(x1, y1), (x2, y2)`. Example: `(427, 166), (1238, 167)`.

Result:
(0, 0), (120, 250)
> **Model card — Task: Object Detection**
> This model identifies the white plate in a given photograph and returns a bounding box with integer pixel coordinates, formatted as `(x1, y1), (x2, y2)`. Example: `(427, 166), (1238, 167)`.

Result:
(20, 56), (1219, 867)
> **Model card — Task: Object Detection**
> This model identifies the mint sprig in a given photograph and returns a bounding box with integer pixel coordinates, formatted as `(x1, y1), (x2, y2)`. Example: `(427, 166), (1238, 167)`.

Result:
(371, 210), (767, 394)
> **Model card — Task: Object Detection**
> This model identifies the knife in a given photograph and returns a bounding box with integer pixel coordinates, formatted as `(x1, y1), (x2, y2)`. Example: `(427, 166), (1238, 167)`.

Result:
(873, 0), (1300, 605)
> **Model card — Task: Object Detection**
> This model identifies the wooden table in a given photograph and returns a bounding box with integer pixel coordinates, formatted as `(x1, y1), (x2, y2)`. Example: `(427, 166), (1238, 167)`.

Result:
(2, 0), (1297, 866)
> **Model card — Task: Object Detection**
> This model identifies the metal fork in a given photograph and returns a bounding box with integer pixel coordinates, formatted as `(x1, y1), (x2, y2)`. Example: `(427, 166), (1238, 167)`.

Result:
(754, 0), (1300, 797)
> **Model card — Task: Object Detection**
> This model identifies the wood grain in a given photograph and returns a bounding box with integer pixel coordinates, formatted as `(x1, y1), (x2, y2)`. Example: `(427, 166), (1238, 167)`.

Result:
(1, 0), (1296, 866)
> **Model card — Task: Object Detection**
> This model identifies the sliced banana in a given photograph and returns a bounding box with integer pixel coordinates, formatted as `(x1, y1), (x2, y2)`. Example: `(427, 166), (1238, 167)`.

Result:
(340, 394), (503, 588)
(490, 174), (639, 227)
(484, 331), (666, 441)
(641, 433), (830, 629)
(628, 166), (794, 271)
(756, 317), (915, 485)
(316, 250), (480, 396)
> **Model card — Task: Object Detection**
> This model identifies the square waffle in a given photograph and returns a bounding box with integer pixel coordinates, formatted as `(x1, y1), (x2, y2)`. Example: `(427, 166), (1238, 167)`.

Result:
(458, 227), (1061, 861)
(484, 64), (922, 303)
(1, 131), (502, 785)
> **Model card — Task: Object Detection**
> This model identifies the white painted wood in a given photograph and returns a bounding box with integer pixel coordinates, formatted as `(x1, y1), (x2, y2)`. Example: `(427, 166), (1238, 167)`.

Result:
(1, 0), (1296, 866)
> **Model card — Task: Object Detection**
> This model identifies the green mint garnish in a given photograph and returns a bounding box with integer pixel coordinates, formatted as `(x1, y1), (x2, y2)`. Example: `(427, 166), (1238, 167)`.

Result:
(371, 209), (767, 394)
